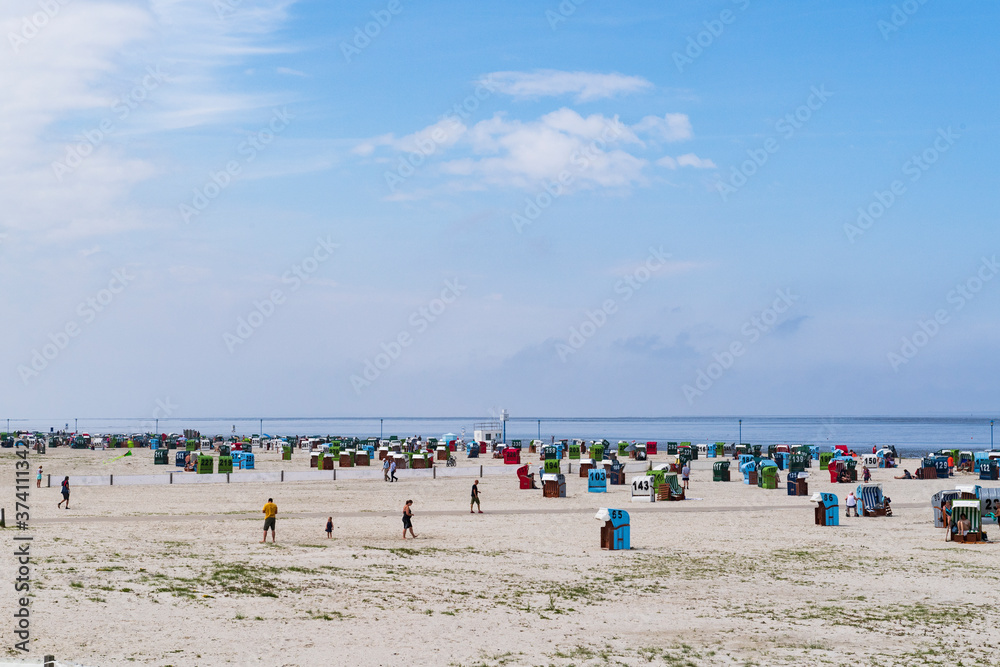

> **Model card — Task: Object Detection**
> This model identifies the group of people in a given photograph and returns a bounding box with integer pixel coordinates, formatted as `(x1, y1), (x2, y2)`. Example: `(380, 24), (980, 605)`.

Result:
(257, 479), (484, 543)
(382, 457), (398, 482)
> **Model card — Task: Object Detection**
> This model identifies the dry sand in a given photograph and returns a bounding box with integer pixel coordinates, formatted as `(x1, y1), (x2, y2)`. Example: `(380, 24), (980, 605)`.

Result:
(3, 446), (999, 666)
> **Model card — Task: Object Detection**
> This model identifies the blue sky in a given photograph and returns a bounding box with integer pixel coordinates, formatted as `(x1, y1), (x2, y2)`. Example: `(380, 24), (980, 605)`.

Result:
(2, 0), (997, 420)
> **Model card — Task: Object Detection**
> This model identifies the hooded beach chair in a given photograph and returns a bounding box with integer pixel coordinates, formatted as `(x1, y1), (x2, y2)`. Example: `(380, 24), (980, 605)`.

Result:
(978, 487), (1000, 524)
(933, 456), (950, 478)
(713, 461), (730, 482)
(932, 490), (962, 527)
(631, 476), (655, 502)
(590, 444), (605, 462)
(976, 453), (998, 480)
(607, 461), (626, 485)
(517, 464), (536, 489)
(657, 472), (685, 501)
(758, 461), (778, 489)
(595, 508), (630, 550)
(588, 468), (607, 493)
(542, 473), (566, 498)
(811, 492), (839, 526)
(856, 483), (887, 517)
(948, 500), (984, 542)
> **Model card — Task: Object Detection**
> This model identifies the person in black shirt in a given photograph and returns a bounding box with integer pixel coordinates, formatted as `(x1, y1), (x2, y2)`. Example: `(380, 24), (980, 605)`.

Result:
(471, 480), (482, 514)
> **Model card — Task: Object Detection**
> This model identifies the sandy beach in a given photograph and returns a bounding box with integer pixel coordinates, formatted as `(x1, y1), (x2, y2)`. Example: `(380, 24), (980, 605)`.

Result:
(4, 446), (999, 667)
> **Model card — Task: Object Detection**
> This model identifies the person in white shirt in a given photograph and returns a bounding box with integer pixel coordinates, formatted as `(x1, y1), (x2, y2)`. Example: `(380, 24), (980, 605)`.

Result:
(846, 491), (858, 517)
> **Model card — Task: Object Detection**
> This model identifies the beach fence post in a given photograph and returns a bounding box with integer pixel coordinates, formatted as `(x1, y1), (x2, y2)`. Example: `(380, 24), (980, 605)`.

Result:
(110, 474), (113, 486)
(1, 508), (5, 528)
(44, 656), (55, 667)
(169, 473), (173, 484)
(281, 470), (284, 482)
(480, 464), (483, 476)
(47, 474), (51, 488)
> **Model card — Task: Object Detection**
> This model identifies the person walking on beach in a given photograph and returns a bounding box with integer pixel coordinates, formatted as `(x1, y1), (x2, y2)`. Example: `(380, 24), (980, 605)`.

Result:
(383, 456), (390, 482)
(402, 499), (417, 539)
(261, 497), (277, 543)
(681, 462), (691, 490)
(389, 459), (398, 483)
(862, 466), (871, 483)
(471, 480), (482, 514)
(57, 476), (70, 509)
(325, 516), (333, 538)
(845, 491), (858, 517)
(36, 466), (42, 489)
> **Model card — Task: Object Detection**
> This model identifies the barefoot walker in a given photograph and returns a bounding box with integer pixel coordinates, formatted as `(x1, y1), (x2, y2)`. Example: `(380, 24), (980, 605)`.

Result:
(262, 497), (277, 543)
(57, 476), (70, 509)
(402, 499), (417, 539)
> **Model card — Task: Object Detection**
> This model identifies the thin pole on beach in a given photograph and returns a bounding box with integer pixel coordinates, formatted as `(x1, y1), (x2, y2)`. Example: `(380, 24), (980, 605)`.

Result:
(992, 420), (994, 449)
(260, 418), (263, 436)
(537, 420), (540, 439)
(380, 419), (383, 439)
(739, 419), (742, 444)
(155, 418), (158, 434)
(75, 418), (78, 434)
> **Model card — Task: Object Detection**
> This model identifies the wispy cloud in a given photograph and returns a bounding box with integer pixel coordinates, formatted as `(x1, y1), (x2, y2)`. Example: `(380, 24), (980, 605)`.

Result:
(633, 113), (692, 142)
(0, 0), (300, 238)
(482, 70), (653, 102)
(356, 106), (704, 195)
(657, 153), (716, 169)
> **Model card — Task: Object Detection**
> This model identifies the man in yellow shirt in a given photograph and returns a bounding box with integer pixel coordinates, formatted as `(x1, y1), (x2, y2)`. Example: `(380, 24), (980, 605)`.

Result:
(261, 498), (277, 543)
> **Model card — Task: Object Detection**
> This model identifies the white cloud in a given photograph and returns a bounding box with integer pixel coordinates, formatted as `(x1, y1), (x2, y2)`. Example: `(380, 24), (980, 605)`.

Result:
(353, 118), (468, 158)
(483, 70), (653, 102)
(676, 153), (716, 169)
(355, 104), (705, 195)
(439, 109), (646, 189)
(276, 66), (306, 77)
(634, 113), (693, 142)
(658, 153), (716, 169)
